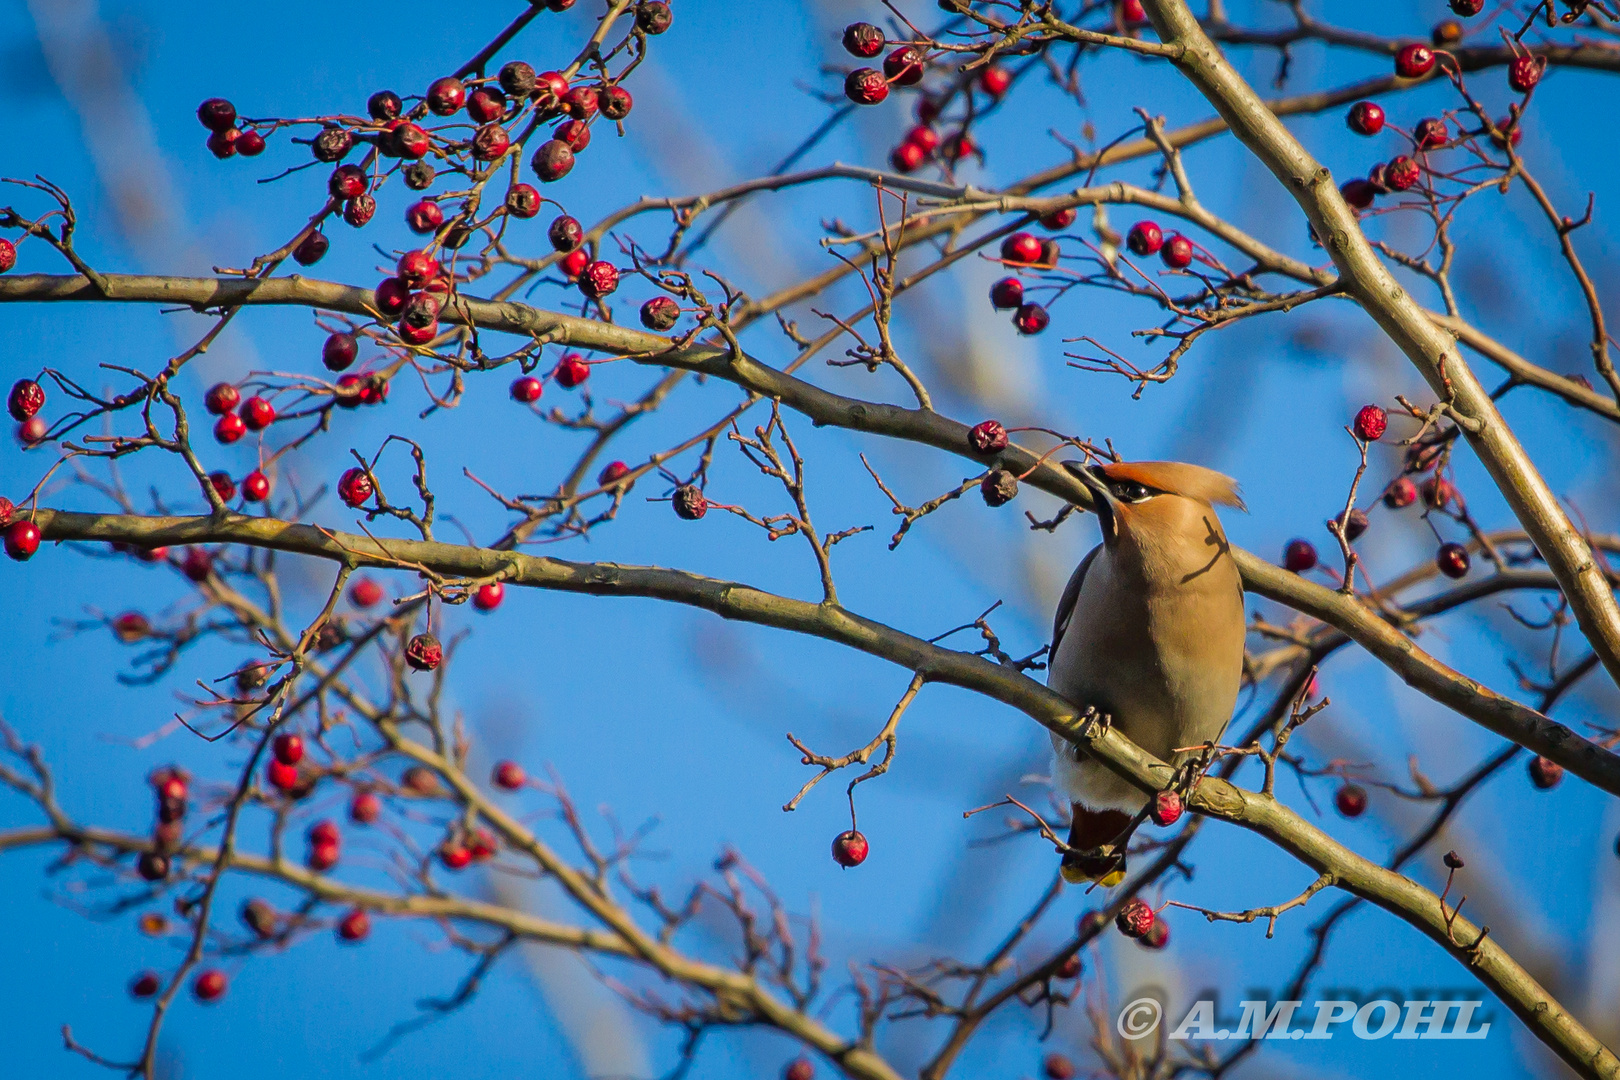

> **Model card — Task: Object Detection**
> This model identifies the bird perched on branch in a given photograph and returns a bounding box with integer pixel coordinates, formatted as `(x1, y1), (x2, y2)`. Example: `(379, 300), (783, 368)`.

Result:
(1047, 460), (1247, 886)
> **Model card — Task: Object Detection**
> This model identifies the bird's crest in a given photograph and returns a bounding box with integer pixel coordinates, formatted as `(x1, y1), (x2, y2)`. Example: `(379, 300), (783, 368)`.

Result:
(1097, 461), (1247, 512)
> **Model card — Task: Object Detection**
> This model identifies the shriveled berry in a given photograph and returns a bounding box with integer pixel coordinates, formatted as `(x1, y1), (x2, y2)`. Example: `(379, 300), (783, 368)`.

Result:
(1450, 0), (1484, 13)
(405, 632), (442, 671)
(192, 969), (227, 1002)
(561, 86), (598, 120)
(640, 295), (680, 330)
(1126, 220), (1163, 257)
(8, 379), (44, 422)
(323, 332), (358, 372)
(405, 200), (444, 234)
(1150, 789), (1182, 826)
(968, 419), (1008, 453)
(1383, 476), (1418, 509)
(342, 195), (376, 233)
(403, 160), (436, 191)
(197, 98), (237, 132)
(349, 790), (381, 824)
(473, 582), (504, 611)
(1115, 898), (1155, 938)
(1347, 101), (1385, 136)
(208, 471), (236, 502)
(1436, 541), (1470, 579)
(293, 229), (330, 264)
(391, 121), (432, 160)
(498, 61), (537, 98)
(493, 761), (526, 790)
(548, 215), (584, 251)
(1161, 234), (1194, 268)
(1433, 18), (1465, 45)
(672, 484), (707, 520)
(1283, 538), (1318, 572)
(598, 461), (631, 486)
(842, 23), (885, 58)
(554, 119), (591, 152)
(1508, 55), (1543, 94)
(980, 469), (1018, 507)
(1443, 850), (1465, 869)
(578, 260), (619, 298)
(1353, 404), (1387, 441)
(468, 88), (507, 124)
(831, 829), (868, 867)
(505, 183), (542, 220)
(989, 277), (1023, 310)
(600, 86), (633, 120)
(1336, 782), (1368, 817)
(884, 46), (925, 87)
(1420, 475), (1453, 509)
(0, 238), (15, 274)
(1140, 916), (1170, 950)
(329, 164), (368, 200)
(240, 396), (275, 430)
(844, 68), (889, 106)
(337, 467), (374, 508)
(367, 90), (402, 121)
(426, 76), (466, 116)
(510, 376), (543, 403)
(531, 140), (574, 182)
(1332, 508), (1370, 542)
(1000, 232), (1042, 265)
(1395, 43), (1436, 78)
(312, 127), (354, 163)
(1384, 155), (1421, 192)
(554, 354), (590, 388)
(241, 471), (271, 502)
(635, 1), (672, 34)
(473, 123), (511, 161)
(1529, 755), (1563, 789)
(1013, 303), (1049, 335)
(213, 412), (246, 444)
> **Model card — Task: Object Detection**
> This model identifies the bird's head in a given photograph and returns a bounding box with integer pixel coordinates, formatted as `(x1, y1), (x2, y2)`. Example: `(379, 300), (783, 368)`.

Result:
(1062, 459), (1246, 551)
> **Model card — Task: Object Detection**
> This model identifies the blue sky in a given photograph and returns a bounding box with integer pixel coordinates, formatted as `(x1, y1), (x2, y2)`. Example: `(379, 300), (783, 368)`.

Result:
(1, 2), (1617, 1078)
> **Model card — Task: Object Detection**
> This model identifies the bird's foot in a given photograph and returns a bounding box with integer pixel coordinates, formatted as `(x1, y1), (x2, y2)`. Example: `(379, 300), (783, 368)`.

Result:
(1078, 705), (1113, 741)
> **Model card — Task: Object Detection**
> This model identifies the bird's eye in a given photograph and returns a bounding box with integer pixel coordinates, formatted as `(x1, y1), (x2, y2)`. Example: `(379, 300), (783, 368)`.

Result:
(1112, 481), (1153, 502)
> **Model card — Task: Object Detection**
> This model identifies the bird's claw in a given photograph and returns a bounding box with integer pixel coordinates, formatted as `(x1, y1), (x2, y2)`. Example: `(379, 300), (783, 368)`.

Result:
(1079, 705), (1113, 740)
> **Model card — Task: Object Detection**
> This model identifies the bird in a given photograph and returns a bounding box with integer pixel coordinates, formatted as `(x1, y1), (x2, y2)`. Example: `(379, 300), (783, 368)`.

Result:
(1046, 460), (1247, 886)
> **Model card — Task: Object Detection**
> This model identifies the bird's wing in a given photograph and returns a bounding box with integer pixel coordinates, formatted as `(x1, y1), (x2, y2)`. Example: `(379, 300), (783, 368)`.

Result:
(1051, 544), (1101, 658)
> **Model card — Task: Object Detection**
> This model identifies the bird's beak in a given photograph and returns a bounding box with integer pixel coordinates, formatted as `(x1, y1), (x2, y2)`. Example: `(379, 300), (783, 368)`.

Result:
(1061, 460), (1119, 547)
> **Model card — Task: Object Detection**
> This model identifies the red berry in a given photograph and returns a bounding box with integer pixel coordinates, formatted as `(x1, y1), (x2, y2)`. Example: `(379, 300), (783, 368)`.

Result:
(307, 840), (340, 871)
(337, 907), (371, 942)
(293, 230), (330, 264)
(1384, 156), (1421, 192)
(8, 379), (44, 422)
(328, 164), (367, 200)
(1056, 954), (1081, 979)
(599, 86), (633, 120)
(1528, 755), (1563, 790)
(367, 90), (402, 121)
(405, 632), (442, 672)
(350, 790), (381, 824)
(1000, 232), (1042, 265)
(374, 277), (410, 321)
(1044, 1054), (1075, 1080)
(1353, 405), (1387, 442)
(349, 577), (384, 608)
(1115, 898), (1155, 938)
(506, 184), (542, 219)
(323, 332), (358, 372)
(236, 130), (264, 156)
(473, 582), (504, 611)
(439, 842), (473, 870)
(473, 123), (512, 162)
(842, 23), (885, 58)
(1040, 206), (1077, 231)
(197, 98), (236, 132)
(553, 119), (591, 153)
(390, 122), (431, 159)
(598, 460), (631, 486)
(1120, 0), (1147, 24)
(640, 296), (680, 330)
(1420, 475), (1453, 509)
(534, 71), (570, 108)
(510, 376), (543, 403)
(137, 851), (169, 881)
(906, 125), (940, 153)
(1126, 220), (1163, 257)
(239, 396), (275, 430)
(1140, 916), (1170, 950)
(988, 277), (1023, 310)
(578, 260), (619, 298)
(1436, 541), (1470, 579)
(241, 471), (271, 502)
(1161, 234), (1194, 268)
(1340, 178), (1377, 209)
(405, 200), (444, 235)
(493, 761), (526, 790)
(1283, 538), (1318, 572)
(831, 829), (869, 867)
(968, 419), (1008, 454)
(1508, 55), (1543, 94)
(337, 467), (374, 508)
(1450, 0), (1484, 13)
(1336, 782), (1368, 817)
(844, 68), (889, 106)
(426, 76), (466, 116)
(206, 127), (239, 159)
(531, 140), (575, 182)
(1403, 120), (1445, 155)
(273, 733), (304, 766)
(212, 413), (244, 445)
(307, 819), (340, 848)
(396, 249), (436, 287)
(561, 86), (598, 120)
(673, 484), (707, 520)
(554, 354), (591, 388)
(17, 416), (46, 447)
(883, 46), (925, 87)
(890, 141), (925, 173)
(181, 547), (212, 581)
(1150, 789), (1183, 826)
(977, 65), (1011, 98)
(1347, 101), (1385, 136)
(0, 238), (15, 274)
(267, 758), (299, 792)
(1013, 303), (1049, 335)
(560, 249), (590, 278)
(1332, 508), (1370, 542)
(1395, 44), (1436, 78)
(130, 971), (161, 998)
(1489, 116), (1523, 149)
(192, 969), (227, 1002)
(1383, 477), (1418, 509)
(467, 88), (506, 124)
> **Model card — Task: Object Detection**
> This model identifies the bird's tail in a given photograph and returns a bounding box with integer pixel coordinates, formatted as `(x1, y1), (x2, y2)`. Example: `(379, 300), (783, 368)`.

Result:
(1059, 805), (1135, 886)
